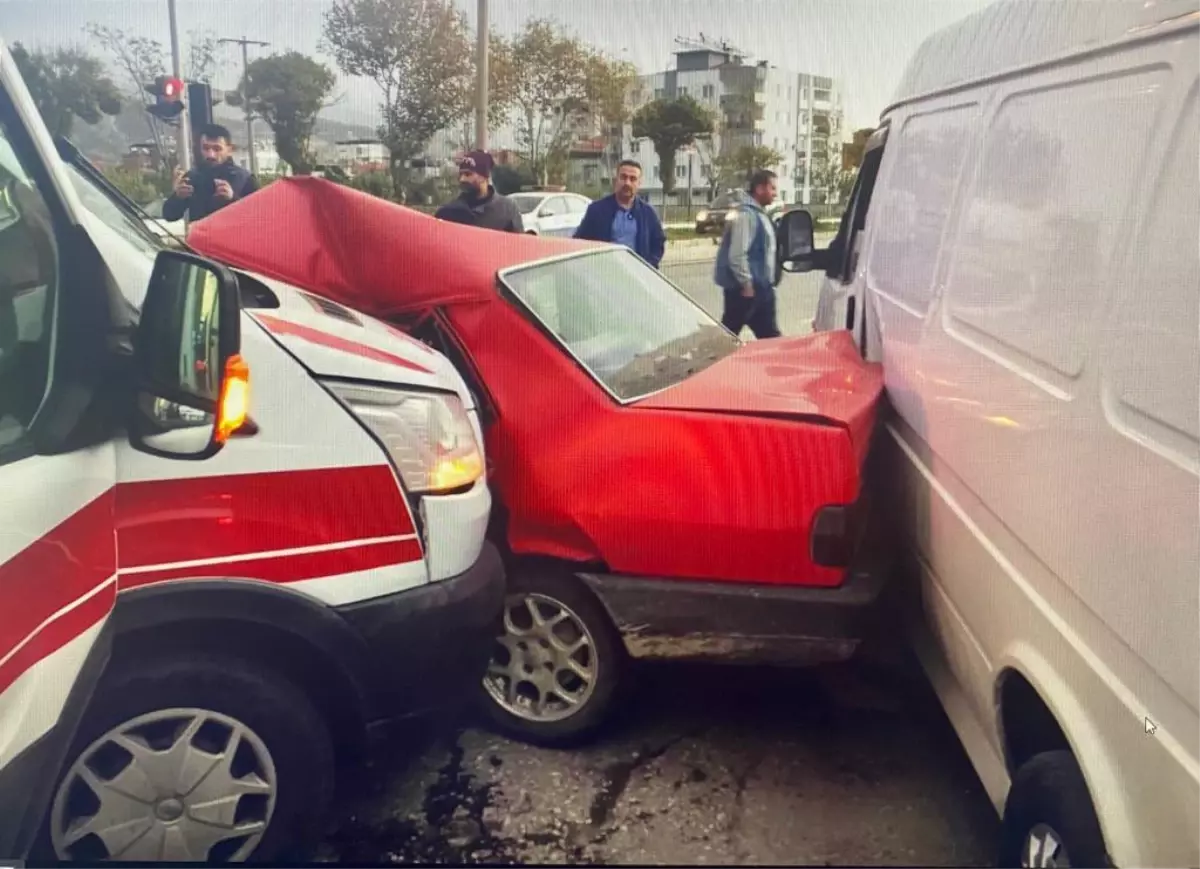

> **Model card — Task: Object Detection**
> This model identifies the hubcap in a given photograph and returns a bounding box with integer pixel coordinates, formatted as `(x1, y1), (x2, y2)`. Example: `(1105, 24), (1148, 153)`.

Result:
(50, 708), (277, 862)
(483, 592), (598, 722)
(1022, 823), (1071, 868)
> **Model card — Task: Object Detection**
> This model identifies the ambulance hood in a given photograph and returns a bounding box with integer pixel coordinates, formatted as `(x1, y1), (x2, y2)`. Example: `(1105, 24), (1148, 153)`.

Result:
(239, 270), (475, 410)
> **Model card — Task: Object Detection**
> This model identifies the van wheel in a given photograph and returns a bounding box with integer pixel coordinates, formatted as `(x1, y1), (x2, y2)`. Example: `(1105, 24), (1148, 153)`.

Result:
(40, 653), (334, 863)
(480, 569), (624, 747)
(999, 750), (1110, 868)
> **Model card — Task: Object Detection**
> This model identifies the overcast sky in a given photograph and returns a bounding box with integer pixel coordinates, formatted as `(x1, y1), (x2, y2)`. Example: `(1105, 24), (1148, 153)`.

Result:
(0, 0), (992, 133)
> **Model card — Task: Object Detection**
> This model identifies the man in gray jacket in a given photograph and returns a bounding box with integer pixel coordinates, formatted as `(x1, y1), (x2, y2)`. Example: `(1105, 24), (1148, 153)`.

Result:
(713, 169), (781, 339)
(435, 151), (525, 233)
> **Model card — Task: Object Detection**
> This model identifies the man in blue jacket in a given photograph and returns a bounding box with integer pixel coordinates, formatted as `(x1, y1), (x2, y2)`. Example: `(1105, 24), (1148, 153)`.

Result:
(713, 169), (781, 339)
(573, 160), (666, 268)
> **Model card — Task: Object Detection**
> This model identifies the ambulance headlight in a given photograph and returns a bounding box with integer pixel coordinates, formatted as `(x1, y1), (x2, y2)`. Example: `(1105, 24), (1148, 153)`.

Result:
(324, 382), (484, 495)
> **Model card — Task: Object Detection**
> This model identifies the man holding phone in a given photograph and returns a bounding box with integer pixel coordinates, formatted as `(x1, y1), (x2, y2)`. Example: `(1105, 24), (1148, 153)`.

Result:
(162, 124), (258, 223)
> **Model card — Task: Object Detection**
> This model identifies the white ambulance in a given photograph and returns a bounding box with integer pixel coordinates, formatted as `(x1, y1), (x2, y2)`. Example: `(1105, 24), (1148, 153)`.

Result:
(778, 0), (1199, 865)
(0, 42), (504, 863)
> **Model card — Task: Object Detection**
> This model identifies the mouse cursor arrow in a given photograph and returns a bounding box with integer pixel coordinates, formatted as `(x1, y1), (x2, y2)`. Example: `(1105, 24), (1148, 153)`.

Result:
(1145, 717), (1158, 735)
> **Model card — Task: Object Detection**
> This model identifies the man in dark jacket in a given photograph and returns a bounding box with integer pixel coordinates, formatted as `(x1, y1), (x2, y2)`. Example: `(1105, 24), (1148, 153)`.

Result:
(573, 160), (666, 268)
(162, 124), (258, 223)
(435, 151), (524, 232)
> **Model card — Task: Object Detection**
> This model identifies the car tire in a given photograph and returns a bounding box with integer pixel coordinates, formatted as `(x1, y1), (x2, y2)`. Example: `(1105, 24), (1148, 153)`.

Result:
(37, 652), (335, 864)
(479, 568), (625, 748)
(999, 750), (1110, 868)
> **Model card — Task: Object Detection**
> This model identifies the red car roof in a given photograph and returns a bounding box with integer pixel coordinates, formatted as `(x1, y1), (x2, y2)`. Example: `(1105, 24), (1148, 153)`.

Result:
(187, 176), (593, 317)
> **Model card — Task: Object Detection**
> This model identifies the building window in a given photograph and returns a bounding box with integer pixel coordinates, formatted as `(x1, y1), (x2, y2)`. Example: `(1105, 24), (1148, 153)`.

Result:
(679, 86), (689, 97)
(653, 166), (660, 179)
(654, 88), (665, 99)
(702, 84), (714, 98)
(630, 139), (640, 154)
(676, 165), (687, 179)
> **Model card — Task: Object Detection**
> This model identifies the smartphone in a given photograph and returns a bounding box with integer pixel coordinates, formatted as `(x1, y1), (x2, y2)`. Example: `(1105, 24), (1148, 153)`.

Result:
(187, 169), (217, 199)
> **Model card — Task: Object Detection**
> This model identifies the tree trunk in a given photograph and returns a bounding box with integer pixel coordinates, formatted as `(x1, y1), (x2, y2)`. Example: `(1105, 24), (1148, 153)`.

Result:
(658, 147), (677, 197)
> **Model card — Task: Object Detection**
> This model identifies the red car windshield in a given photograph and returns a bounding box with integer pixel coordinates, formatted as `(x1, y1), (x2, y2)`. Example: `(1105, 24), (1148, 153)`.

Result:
(500, 248), (742, 401)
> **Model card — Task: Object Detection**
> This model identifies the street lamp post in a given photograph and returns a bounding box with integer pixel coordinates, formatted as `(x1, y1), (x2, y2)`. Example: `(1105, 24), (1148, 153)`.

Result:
(475, 0), (489, 150)
(166, 0), (191, 171)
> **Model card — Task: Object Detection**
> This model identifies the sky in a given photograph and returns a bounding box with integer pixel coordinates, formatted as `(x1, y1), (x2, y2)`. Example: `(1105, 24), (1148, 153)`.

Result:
(0, 0), (993, 134)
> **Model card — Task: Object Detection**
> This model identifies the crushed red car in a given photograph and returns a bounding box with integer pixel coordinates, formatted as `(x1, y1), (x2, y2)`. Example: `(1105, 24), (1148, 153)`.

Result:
(189, 178), (888, 746)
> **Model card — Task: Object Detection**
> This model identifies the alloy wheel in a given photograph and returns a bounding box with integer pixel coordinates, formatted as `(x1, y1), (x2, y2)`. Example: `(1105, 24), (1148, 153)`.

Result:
(1021, 823), (1071, 868)
(483, 592), (599, 722)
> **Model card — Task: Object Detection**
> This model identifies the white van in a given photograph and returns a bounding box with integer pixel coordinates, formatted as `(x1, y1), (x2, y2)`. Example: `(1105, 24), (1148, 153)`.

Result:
(778, 1), (1199, 866)
(0, 41), (503, 862)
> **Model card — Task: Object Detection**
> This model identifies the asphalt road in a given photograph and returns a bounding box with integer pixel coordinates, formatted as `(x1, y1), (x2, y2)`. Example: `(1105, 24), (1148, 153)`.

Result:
(317, 255), (1000, 865)
(318, 658), (998, 865)
(662, 256), (824, 338)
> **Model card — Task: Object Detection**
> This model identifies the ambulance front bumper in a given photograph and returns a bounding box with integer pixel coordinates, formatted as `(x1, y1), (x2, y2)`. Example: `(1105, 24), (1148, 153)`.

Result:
(334, 541), (505, 723)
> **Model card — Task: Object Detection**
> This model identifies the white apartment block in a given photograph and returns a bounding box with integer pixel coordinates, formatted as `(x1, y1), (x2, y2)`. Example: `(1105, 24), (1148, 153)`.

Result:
(624, 44), (844, 206)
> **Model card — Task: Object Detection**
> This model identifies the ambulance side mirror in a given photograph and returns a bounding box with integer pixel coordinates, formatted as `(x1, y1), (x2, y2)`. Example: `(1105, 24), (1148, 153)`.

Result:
(128, 250), (248, 460)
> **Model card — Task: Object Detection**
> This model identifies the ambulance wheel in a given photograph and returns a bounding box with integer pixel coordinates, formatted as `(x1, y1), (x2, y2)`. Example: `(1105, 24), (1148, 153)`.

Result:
(480, 569), (625, 747)
(39, 653), (334, 863)
(999, 750), (1110, 868)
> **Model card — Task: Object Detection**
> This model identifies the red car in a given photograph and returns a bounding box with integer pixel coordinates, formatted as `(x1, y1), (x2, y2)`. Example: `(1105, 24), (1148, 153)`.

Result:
(190, 178), (888, 746)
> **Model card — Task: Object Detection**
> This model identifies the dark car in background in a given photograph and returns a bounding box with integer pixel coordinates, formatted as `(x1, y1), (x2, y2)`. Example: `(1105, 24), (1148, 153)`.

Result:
(695, 191), (787, 239)
(693, 192), (740, 236)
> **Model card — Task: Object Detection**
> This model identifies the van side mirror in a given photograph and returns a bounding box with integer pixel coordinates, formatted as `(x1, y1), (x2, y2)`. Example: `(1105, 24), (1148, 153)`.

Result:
(128, 250), (248, 460)
(777, 209), (816, 273)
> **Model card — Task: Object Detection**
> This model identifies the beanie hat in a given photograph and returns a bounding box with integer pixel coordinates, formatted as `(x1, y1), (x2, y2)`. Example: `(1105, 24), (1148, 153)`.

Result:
(458, 150), (494, 178)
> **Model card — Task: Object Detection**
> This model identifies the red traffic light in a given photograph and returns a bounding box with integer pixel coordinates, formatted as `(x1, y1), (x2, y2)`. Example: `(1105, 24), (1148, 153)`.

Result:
(161, 77), (184, 99)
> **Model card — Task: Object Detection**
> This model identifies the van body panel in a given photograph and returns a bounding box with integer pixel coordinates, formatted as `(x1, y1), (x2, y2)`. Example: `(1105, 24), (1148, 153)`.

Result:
(828, 2), (1200, 864)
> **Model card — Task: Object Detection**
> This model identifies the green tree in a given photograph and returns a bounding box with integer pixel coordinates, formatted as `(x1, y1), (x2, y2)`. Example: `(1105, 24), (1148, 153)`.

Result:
(733, 144), (784, 177)
(505, 19), (589, 185)
(580, 51), (639, 179)
(323, 0), (477, 192)
(100, 166), (161, 205)
(11, 43), (122, 139)
(238, 52), (336, 175)
(631, 96), (714, 196)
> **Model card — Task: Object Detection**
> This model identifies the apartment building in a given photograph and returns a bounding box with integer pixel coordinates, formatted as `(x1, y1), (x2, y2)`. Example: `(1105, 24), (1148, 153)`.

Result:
(625, 41), (844, 205)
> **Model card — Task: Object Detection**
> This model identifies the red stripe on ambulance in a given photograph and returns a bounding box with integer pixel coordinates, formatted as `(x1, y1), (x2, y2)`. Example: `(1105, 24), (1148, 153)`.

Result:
(115, 465), (416, 570)
(121, 537), (423, 588)
(253, 313), (433, 374)
(0, 492), (117, 694)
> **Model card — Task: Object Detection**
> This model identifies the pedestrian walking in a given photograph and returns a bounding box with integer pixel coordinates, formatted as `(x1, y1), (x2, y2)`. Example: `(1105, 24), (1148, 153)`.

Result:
(573, 160), (666, 268)
(435, 151), (525, 233)
(162, 124), (258, 223)
(713, 169), (781, 339)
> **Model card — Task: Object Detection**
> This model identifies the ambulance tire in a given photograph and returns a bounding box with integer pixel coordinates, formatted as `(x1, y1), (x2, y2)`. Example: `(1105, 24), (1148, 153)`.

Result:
(480, 569), (626, 748)
(37, 652), (335, 864)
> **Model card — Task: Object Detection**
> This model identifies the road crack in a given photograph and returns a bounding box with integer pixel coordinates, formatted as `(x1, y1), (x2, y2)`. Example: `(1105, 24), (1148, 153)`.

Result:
(729, 749), (769, 863)
(588, 727), (706, 831)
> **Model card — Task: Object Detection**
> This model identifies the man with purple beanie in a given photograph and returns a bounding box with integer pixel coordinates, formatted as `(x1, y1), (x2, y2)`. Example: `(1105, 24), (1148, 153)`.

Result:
(434, 150), (525, 233)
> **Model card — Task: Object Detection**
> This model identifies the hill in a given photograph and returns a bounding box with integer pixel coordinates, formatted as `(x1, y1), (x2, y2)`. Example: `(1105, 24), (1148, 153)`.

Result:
(65, 101), (379, 165)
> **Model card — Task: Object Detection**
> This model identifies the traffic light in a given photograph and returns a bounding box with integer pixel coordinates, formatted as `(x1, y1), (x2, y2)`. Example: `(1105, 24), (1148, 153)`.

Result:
(145, 76), (185, 121)
(187, 82), (215, 132)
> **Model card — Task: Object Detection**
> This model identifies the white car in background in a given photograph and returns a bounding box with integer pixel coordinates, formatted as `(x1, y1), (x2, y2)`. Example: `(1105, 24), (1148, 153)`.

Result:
(509, 190), (592, 237)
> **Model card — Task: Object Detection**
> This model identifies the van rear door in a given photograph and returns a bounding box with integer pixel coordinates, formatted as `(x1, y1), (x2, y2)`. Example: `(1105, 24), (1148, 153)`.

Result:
(0, 42), (119, 857)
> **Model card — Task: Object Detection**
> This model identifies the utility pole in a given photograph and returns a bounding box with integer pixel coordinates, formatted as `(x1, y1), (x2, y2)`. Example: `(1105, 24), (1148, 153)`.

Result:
(474, 0), (488, 150)
(167, 0), (191, 171)
(220, 36), (270, 175)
